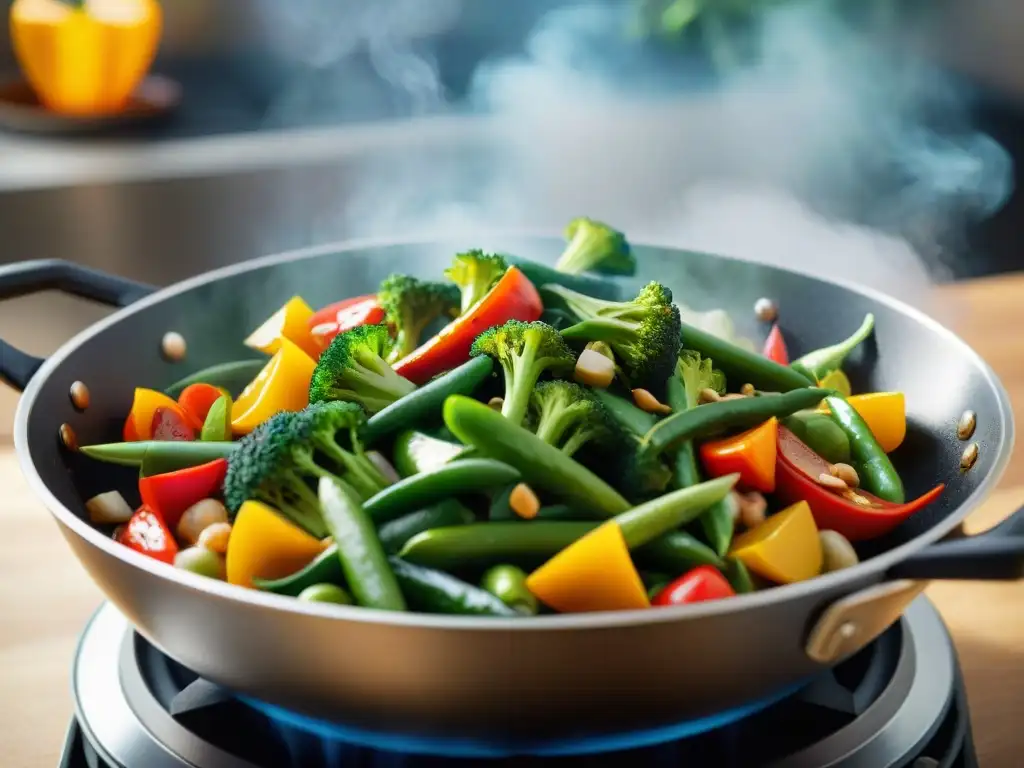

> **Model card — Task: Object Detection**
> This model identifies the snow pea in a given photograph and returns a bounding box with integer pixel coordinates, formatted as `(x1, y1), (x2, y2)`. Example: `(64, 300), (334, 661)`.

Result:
(643, 387), (831, 455)
(443, 395), (630, 517)
(480, 564), (538, 615)
(679, 320), (815, 392)
(722, 558), (756, 594)
(487, 484), (594, 522)
(362, 356), (494, 445)
(376, 499), (476, 554)
(825, 395), (904, 503)
(790, 314), (874, 382)
(81, 440), (235, 469)
(318, 478), (405, 611)
(391, 430), (471, 478)
(782, 411), (851, 464)
(163, 359), (266, 399)
(615, 475), (738, 549)
(254, 546), (343, 596)
(634, 531), (724, 571)
(399, 522), (600, 570)
(389, 558), (518, 617)
(364, 458), (520, 525)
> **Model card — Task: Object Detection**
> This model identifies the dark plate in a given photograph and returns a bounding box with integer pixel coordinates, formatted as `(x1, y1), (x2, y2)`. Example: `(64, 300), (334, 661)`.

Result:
(0, 75), (181, 136)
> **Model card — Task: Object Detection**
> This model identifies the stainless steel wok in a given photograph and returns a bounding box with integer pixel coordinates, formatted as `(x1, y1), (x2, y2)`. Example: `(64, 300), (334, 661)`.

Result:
(4, 236), (1021, 749)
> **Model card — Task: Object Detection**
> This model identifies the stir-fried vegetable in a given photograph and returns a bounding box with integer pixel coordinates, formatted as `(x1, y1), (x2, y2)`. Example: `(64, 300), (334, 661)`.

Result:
(76, 215), (948, 618)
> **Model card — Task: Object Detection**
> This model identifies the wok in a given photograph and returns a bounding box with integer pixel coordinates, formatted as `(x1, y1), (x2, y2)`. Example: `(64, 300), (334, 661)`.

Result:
(5, 236), (1022, 753)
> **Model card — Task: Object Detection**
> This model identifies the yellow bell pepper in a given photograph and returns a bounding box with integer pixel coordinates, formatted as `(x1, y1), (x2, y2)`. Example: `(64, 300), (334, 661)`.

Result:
(226, 500), (329, 588)
(729, 500), (822, 584)
(244, 296), (320, 360)
(526, 521), (650, 613)
(231, 338), (315, 435)
(10, 0), (162, 116)
(820, 392), (905, 453)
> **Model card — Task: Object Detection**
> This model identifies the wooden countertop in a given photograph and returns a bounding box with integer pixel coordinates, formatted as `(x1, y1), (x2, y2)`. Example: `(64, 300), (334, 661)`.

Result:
(2, 275), (1024, 767)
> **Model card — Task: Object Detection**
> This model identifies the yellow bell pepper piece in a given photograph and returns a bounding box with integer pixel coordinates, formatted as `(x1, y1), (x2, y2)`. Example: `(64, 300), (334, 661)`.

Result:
(226, 501), (328, 588)
(526, 521), (650, 613)
(729, 501), (822, 584)
(11, 0), (162, 116)
(820, 392), (905, 453)
(244, 296), (320, 360)
(230, 338), (315, 435)
(817, 369), (852, 397)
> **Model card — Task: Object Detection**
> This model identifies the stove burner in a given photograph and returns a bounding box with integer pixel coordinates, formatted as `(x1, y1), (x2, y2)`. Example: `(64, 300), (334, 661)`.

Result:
(62, 597), (978, 768)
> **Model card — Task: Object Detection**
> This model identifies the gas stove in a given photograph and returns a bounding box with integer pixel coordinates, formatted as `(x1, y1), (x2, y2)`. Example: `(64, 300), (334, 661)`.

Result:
(60, 596), (975, 768)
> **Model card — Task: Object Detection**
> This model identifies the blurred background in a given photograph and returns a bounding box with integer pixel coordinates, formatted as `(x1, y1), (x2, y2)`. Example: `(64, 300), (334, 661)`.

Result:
(0, 0), (1021, 432)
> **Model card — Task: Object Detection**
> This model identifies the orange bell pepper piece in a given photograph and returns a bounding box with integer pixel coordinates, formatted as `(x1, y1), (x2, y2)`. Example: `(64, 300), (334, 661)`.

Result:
(177, 383), (226, 425)
(125, 388), (201, 441)
(244, 296), (321, 360)
(699, 417), (778, 493)
(230, 338), (316, 435)
(392, 266), (543, 385)
(729, 500), (822, 584)
(526, 521), (650, 613)
(226, 500), (329, 588)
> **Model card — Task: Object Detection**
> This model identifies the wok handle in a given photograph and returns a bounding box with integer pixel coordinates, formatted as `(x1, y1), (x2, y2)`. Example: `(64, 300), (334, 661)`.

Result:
(885, 504), (1024, 580)
(0, 259), (155, 391)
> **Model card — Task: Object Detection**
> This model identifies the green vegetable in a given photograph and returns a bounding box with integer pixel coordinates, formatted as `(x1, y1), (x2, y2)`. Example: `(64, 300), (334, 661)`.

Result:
(174, 546), (225, 579)
(503, 255), (622, 300)
(633, 530), (724, 571)
(469, 320), (576, 427)
(391, 430), (471, 477)
(163, 359), (266, 398)
(254, 547), (343, 596)
(362, 356), (494, 445)
(554, 217), (636, 276)
(444, 250), (508, 314)
(80, 440), (235, 469)
(825, 396), (904, 503)
(617, 440), (673, 502)
(592, 388), (657, 436)
(552, 281), (682, 394)
(388, 557), (518, 617)
(222, 402), (388, 537)
(642, 387), (832, 455)
(377, 273), (459, 360)
(699, 490), (737, 559)
(308, 324), (416, 413)
(488, 486), (594, 522)
(200, 395), (232, 442)
(782, 411), (851, 464)
(722, 558), (756, 594)
(480, 564), (538, 615)
(297, 583), (353, 604)
(444, 395), (630, 517)
(790, 314), (875, 382)
(678, 320), (814, 392)
(377, 499), (476, 553)
(363, 458), (521, 525)
(676, 350), (726, 407)
(528, 380), (616, 457)
(614, 474), (739, 549)
(318, 477), (406, 611)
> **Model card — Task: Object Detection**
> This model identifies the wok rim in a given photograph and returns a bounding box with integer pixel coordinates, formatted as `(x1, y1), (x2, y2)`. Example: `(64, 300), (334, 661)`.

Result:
(14, 230), (1016, 631)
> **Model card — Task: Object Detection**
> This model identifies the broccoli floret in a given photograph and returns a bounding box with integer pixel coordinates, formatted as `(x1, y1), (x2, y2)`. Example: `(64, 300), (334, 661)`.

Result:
(528, 381), (616, 458)
(222, 401), (387, 537)
(554, 218), (636, 276)
(470, 320), (577, 427)
(377, 273), (459, 360)
(308, 323), (416, 413)
(676, 349), (727, 409)
(617, 439), (673, 502)
(444, 250), (508, 314)
(553, 281), (682, 394)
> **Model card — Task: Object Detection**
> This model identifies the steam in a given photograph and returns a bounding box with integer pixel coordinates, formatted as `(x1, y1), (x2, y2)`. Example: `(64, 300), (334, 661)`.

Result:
(254, 0), (1013, 303)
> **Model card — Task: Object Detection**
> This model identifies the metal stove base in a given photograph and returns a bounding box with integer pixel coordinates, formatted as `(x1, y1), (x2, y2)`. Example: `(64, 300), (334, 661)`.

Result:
(60, 597), (978, 768)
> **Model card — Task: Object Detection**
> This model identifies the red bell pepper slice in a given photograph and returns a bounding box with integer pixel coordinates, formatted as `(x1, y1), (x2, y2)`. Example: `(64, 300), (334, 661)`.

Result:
(177, 383), (226, 425)
(699, 417), (778, 493)
(652, 566), (736, 606)
(392, 266), (543, 385)
(775, 426), (943, 541)
(115, 505), (179, 564)
(762, 323), (789, 365)
(308, 295), (386, 353)
(138, 458), (229, 530)
(151, 407), (196, 442)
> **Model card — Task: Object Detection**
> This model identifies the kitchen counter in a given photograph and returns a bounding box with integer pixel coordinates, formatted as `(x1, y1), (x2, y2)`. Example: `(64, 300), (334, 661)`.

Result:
(1, 273), (1023, 766)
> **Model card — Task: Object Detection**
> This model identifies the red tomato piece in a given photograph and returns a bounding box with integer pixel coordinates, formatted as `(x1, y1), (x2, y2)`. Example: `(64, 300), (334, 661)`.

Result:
(116, 505), (179, 564)
(138, 458), (229, 530)
(177, 383), (225, 425)
(762, 324), (789, 365)
(652, 566), (736, 606)
(151, 407), (196, 442)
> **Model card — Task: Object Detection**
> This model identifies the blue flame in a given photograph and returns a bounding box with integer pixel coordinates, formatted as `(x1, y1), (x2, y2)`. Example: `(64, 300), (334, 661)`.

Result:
(240, 680), (807, 759)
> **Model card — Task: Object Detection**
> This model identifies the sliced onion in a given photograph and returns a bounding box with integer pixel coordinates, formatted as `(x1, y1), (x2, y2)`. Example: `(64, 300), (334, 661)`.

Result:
(367, 450), (401, 485)
(85, 491), (134, 525)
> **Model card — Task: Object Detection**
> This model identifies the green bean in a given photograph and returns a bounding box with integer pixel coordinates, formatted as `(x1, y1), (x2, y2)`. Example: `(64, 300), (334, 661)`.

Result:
(364, 458), (520, 525)
(506, 256), (623, 300)
(699, 494), (736, 558)
(790, 314), (874, 382)
(615, 475), (739, 549)
(489, 488), (593, 522)
(642, 387), (831, 455)
(722, 558), (756, 594)
(633, 531), (724, 571)
(825, 396), (904, 503)
(398, 522), (599, 570)
(318, 478), (405, 611)
(593, 389), (658, 436)
(388, 557), (518, 617)
(391, 430), (471, 478)
(164, 359), (267, 398)
(679, 320), (814, 392)
(362, 356), (494, 445)
(480, 564), (538, 615)
(443, 395), (630, 517)
(82, 440), (235, 469)
(377, 500), (476, 554)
